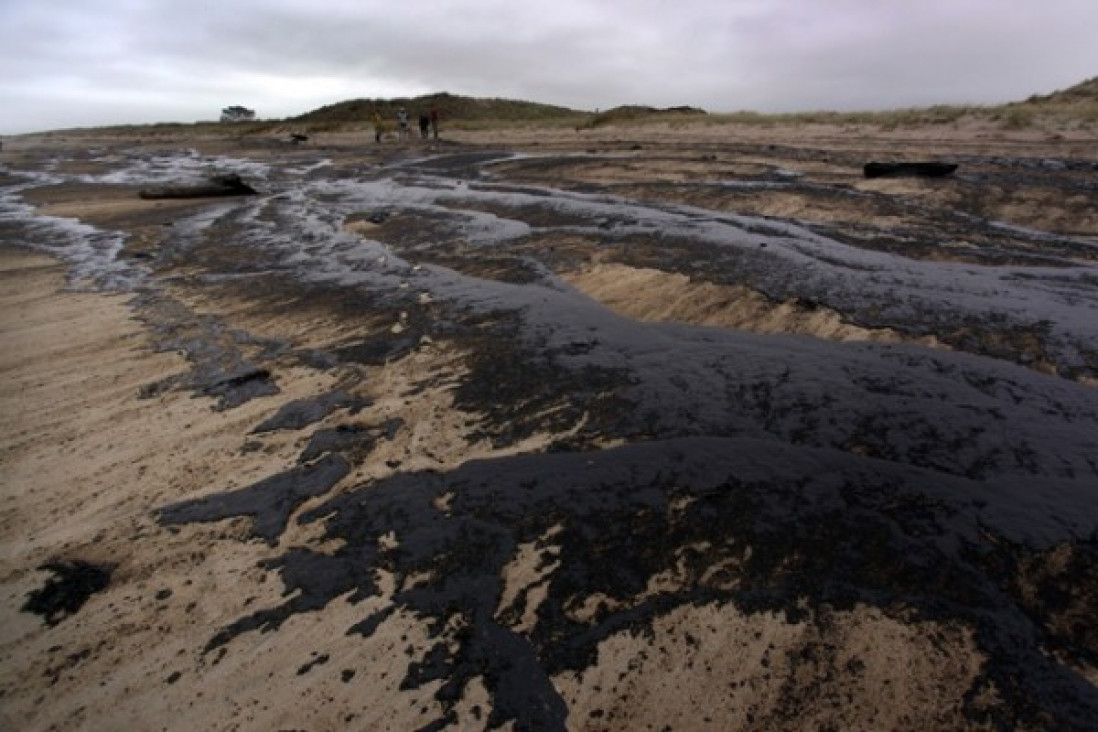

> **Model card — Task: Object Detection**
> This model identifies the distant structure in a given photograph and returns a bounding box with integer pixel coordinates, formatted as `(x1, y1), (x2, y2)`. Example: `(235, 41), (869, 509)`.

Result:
(220, 106), (256, 122)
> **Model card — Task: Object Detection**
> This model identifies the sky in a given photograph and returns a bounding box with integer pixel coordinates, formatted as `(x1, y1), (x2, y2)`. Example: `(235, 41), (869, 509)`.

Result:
(1, 0), (1096, 134)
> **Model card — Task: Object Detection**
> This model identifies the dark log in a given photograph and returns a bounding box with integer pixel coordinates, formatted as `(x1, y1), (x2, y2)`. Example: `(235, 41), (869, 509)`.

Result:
(863, 162), (959, 179)
(139, 173), (258, 199)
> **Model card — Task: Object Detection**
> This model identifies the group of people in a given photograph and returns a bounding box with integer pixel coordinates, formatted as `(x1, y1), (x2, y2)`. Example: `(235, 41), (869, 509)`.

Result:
(374, 107), (439, 143)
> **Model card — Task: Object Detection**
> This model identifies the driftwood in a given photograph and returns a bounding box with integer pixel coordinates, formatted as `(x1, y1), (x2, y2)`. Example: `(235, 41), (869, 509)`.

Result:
(863, 162), (959, 179)
(139, 173), (258, 200)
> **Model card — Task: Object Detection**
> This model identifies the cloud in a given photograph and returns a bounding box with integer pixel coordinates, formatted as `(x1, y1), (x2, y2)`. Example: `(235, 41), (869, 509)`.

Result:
(2, 0), (1097, 133)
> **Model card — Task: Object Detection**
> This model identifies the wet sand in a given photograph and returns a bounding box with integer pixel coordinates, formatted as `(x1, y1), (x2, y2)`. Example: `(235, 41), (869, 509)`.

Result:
(2, 119), (1097, 730)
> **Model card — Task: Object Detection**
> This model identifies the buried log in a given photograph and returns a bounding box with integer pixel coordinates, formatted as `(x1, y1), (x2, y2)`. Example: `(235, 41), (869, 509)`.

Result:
(139, 173), (258, 199)
(863, 161), (959, 179)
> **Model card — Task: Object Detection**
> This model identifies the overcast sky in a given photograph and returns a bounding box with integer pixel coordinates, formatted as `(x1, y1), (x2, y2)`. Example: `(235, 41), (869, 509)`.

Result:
(2, 0), (1096, 134)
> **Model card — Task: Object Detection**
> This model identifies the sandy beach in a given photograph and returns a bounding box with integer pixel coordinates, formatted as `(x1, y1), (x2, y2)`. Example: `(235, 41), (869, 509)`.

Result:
(2, 117), (1097, 730)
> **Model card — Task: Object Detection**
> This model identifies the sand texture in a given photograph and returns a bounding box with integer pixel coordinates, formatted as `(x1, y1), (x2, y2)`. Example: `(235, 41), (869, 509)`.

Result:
(2, 118), (1097, 730)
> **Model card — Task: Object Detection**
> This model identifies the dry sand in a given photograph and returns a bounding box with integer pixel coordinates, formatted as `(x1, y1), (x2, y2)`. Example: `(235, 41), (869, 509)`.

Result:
(2, 117), (1097, 730)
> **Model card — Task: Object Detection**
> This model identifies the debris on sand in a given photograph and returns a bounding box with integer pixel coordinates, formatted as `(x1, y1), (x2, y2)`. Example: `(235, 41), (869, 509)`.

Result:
(22, 560), (113, 626)
(863, 161), (959, 178)
(139, 173), (258, 199)
(157, 454), (351, 546)
(250, 390), (370, 434)
(200, 367), (278, 409)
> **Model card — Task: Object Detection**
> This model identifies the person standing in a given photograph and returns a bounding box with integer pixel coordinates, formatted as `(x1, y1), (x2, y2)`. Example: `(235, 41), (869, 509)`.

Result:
(418, 112), (430, 140)
(429, 107), (440, 139)
(396, 107), (410, 142)
(372, 112), (385, 143)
